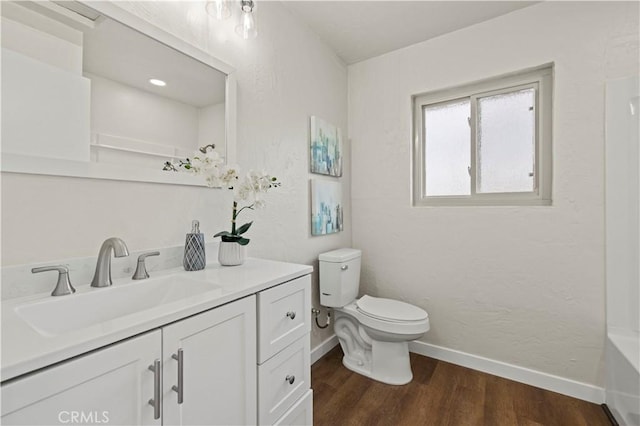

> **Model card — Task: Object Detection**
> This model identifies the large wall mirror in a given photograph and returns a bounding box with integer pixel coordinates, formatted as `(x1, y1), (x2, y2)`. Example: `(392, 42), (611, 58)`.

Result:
(1, 0), (236, 186)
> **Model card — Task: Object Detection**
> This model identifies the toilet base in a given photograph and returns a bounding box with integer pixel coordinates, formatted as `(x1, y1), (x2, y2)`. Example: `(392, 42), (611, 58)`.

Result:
(341, 340), (413, 385)
(334, 309), (414, 385)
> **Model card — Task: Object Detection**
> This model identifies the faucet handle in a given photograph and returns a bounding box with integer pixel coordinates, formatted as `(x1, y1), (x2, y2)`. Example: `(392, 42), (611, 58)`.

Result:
(32, 265), (76, 297)
(132, 251), (160, 280)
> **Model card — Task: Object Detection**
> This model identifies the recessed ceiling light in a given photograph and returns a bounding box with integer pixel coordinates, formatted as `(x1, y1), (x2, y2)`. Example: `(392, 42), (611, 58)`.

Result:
(149, 79), (166, 87)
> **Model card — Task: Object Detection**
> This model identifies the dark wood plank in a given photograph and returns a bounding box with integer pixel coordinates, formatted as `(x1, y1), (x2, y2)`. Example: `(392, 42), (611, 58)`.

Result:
(312, 346), (612, 426)
(484, 375), (519, 426)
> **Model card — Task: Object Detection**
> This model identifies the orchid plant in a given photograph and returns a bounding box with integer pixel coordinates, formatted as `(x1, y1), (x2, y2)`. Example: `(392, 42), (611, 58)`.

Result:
(164, 146), (280, 246)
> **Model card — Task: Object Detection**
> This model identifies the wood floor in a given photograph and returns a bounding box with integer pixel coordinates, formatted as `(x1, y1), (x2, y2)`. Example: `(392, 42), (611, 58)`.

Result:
(312, 347), (611, 426)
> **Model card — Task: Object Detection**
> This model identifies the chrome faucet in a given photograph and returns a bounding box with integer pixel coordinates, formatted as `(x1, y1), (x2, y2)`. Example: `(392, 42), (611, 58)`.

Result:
(91, 237), (129, 288)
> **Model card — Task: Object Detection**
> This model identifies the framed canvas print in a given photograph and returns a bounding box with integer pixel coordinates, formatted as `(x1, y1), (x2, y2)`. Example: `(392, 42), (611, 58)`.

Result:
(310, 116), (343, 177)
(311, 179), (343, 235)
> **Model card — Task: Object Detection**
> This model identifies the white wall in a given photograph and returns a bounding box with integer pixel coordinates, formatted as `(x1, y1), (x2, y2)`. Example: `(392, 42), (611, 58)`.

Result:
(606, 75), (640, 334)
(1, 8), (90, 162)
(1, 1), (348, 349)
(1, 48), (91, 162)
(0, 3), (83, 74)
(198, 102), (225, 153)
(88, 73), (200, 151)
(348, 1), (638, 387)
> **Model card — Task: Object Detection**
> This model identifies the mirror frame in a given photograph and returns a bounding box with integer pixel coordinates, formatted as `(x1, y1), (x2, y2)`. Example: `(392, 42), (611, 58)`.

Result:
(1, 0), (237, 186)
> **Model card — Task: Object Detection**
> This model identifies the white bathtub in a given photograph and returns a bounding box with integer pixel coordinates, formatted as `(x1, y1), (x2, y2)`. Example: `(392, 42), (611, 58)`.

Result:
(606, 329), (640, 426)
(606, 75), (640, 426)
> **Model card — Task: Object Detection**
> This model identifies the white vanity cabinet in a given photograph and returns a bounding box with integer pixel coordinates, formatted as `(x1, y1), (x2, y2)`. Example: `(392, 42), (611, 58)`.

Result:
(1, 330), (162, 426)
(257, 275), (312, 425)
(1, 295), (257, 426)
(162, 295), (257, 426)
(1, 263), (313, 426)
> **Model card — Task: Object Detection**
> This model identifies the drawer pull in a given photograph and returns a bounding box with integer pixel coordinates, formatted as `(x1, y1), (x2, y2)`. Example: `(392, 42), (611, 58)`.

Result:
(171, 348), (184, 404)
(285, 375), (295, 385)
(148, 359), (161, 420)
(286, 311), (296, 320)
(341, 265), (349, 271)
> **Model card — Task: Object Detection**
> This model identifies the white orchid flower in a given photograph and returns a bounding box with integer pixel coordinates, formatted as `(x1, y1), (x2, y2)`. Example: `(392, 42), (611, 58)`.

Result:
(164, 146), (280, 246)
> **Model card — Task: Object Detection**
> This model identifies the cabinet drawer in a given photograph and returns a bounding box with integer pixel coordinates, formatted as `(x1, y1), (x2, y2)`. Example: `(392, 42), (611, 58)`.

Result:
(257, 275), (311, 363)
(258, 336), (310, 425)
(274, 389), (313, 426)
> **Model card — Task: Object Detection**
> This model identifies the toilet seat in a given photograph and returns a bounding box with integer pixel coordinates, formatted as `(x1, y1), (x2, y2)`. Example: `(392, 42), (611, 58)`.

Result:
(356, 295), (428, 322)
(338, 297), (430, 337)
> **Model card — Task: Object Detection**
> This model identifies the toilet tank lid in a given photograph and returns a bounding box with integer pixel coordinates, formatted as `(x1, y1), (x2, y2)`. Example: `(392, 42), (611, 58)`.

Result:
(319, 248), (361, 262)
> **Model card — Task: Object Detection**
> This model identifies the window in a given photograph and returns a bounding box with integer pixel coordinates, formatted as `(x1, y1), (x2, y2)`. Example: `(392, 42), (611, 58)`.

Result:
(412, 65), (552, 206)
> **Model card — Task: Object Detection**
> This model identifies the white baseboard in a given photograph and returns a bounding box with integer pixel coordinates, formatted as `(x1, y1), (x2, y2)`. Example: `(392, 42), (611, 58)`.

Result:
(311, 334), (339, 365)
(409, 341), (606, 404)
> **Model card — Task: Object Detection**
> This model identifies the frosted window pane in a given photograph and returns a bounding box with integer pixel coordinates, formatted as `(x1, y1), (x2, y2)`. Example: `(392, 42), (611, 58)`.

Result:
(424, 100), (470, 196)
(477, 88), (535, 193)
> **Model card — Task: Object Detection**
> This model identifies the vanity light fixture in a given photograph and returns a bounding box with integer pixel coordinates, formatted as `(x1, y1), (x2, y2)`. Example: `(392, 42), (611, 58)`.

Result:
(235, 0), (258, 40)
(149, 78), (167, 87)
(205, 0), (232, 20)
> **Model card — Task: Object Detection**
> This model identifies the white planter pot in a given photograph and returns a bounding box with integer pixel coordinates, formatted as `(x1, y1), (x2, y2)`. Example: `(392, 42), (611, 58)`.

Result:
(218, 241), (247, 266)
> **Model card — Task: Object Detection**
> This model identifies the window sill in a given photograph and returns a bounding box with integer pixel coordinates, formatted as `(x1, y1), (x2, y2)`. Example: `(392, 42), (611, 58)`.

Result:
(413, 197), (552, 207)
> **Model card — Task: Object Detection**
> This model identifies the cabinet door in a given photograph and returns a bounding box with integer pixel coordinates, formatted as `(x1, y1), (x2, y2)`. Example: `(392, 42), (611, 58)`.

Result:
(1, 330), (161, 426)
(162, 295), (257, 426)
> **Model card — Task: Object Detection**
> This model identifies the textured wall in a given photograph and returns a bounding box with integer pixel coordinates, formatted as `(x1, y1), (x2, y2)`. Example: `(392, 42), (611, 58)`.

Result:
(348, 1), (639, 386)
(1, 1), (348, 349)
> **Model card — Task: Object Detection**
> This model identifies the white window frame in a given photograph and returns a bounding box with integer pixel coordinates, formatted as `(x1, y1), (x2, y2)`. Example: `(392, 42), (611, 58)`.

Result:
(412, 65), (553, 206)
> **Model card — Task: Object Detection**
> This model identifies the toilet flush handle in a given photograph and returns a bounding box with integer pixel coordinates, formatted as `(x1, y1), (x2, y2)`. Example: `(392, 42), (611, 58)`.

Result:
(341, 265), (349, 271)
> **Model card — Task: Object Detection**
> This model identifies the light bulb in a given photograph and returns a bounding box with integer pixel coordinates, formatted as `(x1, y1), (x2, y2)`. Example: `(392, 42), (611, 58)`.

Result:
(205, 0), (231, 20)
(149, 79), (166, 87)
(235, 0), (257, 40)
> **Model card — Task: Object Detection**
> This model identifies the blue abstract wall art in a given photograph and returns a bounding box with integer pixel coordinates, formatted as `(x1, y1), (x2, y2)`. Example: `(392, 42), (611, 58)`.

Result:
(310, 116), (343, 177)
(311, 179), (343, 236)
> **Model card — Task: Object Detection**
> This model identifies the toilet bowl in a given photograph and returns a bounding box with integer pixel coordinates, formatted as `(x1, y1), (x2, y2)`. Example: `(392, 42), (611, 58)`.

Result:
(333, 296), (429, 385)
(319, 248), (430, 385)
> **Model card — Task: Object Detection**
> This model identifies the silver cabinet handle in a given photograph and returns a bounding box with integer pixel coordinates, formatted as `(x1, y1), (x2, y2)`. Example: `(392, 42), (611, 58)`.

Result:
(341, 265), (349, 271)
(148, 359), (161, 420)
(171, 349), (184, 404)
(286, 311), (296, 320)
(285, 375), (295, 385)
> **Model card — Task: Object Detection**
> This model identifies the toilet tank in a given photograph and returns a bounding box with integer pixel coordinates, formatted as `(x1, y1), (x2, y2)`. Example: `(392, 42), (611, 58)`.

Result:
(319, 248), (361, 307)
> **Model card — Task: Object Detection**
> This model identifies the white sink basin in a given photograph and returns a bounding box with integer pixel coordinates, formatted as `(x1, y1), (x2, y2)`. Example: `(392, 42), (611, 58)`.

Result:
(14, 275), (221, 336)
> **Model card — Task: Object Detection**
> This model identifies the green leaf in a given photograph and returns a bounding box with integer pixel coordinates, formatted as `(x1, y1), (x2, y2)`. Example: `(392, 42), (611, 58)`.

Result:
(221, 235), (242, 243)
(237, 237), (250, 246)
(214, 231), (233, 238)
(236, 222), (253, 235)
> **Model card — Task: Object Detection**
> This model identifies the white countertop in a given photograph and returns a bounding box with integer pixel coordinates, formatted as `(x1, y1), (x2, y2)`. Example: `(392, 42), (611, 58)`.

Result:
(1, 258), (312, 382)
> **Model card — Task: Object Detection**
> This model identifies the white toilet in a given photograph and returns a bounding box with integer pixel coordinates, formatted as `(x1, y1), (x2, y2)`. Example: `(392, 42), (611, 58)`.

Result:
(319, 248), (430, 385)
